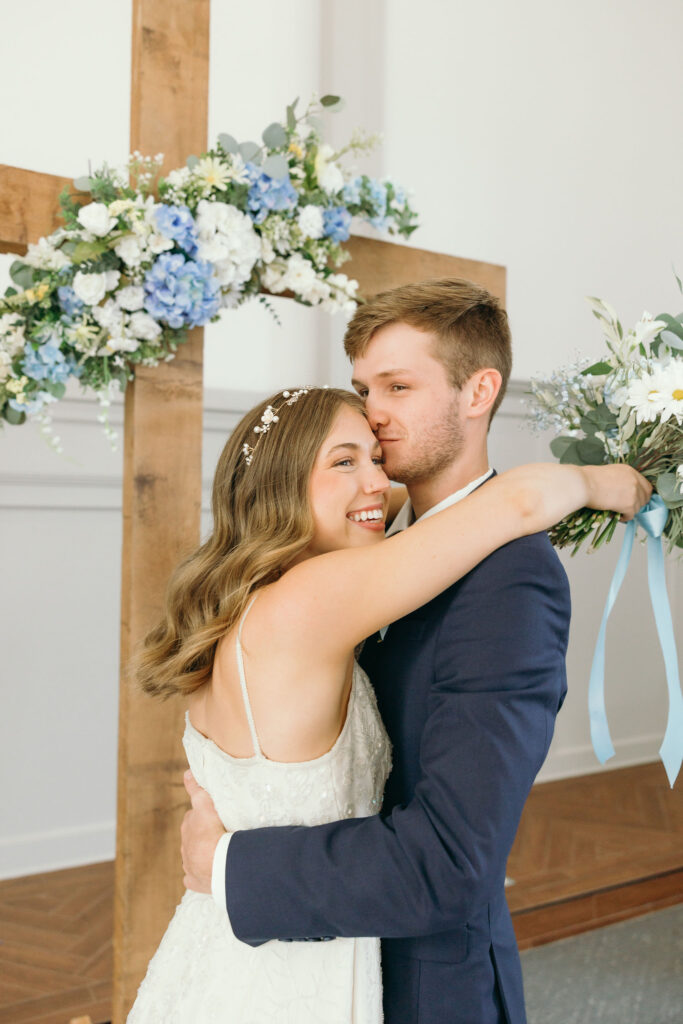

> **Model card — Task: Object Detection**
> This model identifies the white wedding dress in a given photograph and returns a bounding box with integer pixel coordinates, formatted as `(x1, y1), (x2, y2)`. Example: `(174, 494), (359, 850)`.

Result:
(128, 603), (392, 1024)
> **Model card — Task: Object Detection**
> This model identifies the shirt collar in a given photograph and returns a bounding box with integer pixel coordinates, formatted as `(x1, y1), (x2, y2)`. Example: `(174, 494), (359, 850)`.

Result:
(386, 468), (494, 537)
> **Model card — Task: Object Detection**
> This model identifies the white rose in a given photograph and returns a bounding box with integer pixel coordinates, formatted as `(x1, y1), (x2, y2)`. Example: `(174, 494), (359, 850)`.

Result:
(128, 311), (162, 342)
(77, 202), (117, 237)
(297, 205), (324, 240)
(261, 262), (288, 294)
(116, 285), (145, 311)
(73, 271), (108, 306)
(105, 270), (121, 292)
(319, 163), (344, 194)
(114, 235), (144, 267)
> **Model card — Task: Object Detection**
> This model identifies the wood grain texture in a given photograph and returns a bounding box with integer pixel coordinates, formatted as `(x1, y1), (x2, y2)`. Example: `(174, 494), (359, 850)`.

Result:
(0, 167), (73, 255)
(114, 1), (210, 1020)
(343, 235), (506, 304)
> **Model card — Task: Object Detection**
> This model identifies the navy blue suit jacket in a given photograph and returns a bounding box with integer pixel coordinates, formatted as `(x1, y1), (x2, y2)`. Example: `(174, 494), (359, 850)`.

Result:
(226, 511), (570, 1024)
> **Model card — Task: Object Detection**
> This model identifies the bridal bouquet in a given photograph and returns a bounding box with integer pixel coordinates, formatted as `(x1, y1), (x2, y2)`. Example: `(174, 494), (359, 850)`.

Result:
(527, 294), (683, 554)
(0, 95), (418, 445)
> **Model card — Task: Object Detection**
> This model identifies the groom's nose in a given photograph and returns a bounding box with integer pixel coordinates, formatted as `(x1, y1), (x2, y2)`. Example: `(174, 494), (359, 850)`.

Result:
(364, 396), (389, 433)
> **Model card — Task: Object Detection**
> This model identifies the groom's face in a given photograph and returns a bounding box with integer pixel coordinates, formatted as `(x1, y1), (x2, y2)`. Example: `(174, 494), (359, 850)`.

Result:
(351, 323), (465, 483)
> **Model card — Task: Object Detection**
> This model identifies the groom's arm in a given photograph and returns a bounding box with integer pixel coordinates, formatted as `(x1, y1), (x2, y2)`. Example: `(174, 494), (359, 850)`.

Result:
(222, 535), (570, 945)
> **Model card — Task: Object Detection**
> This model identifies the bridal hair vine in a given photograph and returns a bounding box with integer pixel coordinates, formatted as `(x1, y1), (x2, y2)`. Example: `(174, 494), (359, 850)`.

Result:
(241, 386), (329, 466)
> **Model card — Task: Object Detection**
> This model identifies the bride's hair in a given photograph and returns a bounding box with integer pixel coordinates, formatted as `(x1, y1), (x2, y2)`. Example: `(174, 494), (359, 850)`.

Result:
(135, 387), (366, 699)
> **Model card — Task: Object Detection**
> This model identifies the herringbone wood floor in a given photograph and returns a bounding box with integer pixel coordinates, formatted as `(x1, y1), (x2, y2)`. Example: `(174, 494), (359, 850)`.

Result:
(1, 763), (681, 1022)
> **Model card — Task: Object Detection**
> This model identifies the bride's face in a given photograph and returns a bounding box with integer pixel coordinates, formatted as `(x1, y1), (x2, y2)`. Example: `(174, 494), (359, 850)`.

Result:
(306, 404), (390, 557)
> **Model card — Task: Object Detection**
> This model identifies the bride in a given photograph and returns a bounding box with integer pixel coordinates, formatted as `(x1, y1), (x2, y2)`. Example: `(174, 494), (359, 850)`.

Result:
(128, 385), (649, 1022)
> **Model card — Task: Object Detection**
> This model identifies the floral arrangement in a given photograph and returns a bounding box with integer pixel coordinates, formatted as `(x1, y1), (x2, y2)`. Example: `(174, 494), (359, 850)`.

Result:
(0, 95), (418, 449)
(528, 292), (683, 554)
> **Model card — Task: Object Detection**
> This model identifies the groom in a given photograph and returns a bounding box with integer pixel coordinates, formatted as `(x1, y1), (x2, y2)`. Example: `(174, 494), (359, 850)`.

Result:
(182, 278), (571, 1024)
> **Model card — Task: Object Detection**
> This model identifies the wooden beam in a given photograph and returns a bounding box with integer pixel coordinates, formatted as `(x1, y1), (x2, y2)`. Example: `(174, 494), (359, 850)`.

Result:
(113, 1), (210, 1020)
(344, 235), (506, 305)
(0, 166), (72, 254)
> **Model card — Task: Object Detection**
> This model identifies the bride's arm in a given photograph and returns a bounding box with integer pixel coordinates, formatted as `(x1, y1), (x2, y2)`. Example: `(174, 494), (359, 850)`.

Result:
(275, 463), (650, 654)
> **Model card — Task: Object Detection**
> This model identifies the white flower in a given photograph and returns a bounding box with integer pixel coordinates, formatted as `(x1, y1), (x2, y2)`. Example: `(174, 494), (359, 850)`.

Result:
(116, 285), (145, 311)
(0, 313), (26, 356)
(165, 167), (191, 189)
(104, 333), (140, 355)
(0, 350), (11, 381)
(23, 236), (71, 271)
(314, 144), (344, 194)
(297, 204), (325, 239)
(282, 253), (319, 299)
(77, 202), (117, 237)
(109, 198), (136, 217)
(260, 236), (275, 264)
(105, 270), (120, 292)
(625, 372), (664, 423)
(73, 271), (109, 306)
(194, 156), (232, 191)
(92, 299), (125, 333)
(631, 311), (667, 352)
(261, 261), (289, 294)
(651, 359), (683, 424)
(114, 235), (145, 267)
(128, 311), (162, 342)
(195, 200), (260, 290)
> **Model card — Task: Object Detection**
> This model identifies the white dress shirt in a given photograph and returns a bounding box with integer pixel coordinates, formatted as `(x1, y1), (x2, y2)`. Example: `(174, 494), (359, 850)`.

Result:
(211, 468), (494, 914)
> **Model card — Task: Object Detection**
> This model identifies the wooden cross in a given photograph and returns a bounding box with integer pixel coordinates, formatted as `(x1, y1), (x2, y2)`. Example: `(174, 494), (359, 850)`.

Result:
(0, 2), (504, 1018)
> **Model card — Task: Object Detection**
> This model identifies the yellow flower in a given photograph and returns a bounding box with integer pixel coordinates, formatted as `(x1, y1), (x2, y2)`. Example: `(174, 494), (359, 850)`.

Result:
(6, 375), (28, 395)
(21, 282), (50, 304)
(109, 199), (136, 216)
(288, 141), (304, 160)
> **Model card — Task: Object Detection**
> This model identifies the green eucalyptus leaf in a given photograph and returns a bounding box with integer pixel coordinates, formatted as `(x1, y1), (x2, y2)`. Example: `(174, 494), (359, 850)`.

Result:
(73, 176), (93, 192)
(655, 313), (683, 342)
(3, 404), (26, 425)
(550, 436), (580, 462)
(581, 360), (613, 376)
(286, 104), (297, 131)
(218, 133), (239, 153)
(262, 123), (288, 149)
(674, 268), (683, 294)
(44, 381), (66, 399)
(261, 154), (289, 180)
(656, 472), (683, 504)
(239, 141), (261, 163)
(9, 261), (34, 289)
(320, 94), (341, 108)
(576, 438), (607, 465)
(186, 155), (200, 170)
(71, 239), (108, 263)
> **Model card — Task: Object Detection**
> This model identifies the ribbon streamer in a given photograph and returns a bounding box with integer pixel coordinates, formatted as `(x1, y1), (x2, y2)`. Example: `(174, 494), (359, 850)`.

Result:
(588, 495), (683, 787)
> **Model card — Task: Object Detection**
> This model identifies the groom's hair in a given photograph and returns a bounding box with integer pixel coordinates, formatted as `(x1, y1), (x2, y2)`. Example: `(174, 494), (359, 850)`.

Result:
(344, 278), (512, 420)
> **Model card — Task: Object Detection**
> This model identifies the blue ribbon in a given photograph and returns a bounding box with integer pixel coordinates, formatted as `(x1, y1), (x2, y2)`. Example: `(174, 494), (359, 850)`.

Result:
(588, 495), (683, 787)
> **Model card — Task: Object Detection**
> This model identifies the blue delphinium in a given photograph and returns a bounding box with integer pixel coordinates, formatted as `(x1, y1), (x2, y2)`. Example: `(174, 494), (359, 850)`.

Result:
(343, 176), (362, 206)
(368, 179), (388, 229)
(143, 253), (221, 329)
(57, 286), (85, 318)
(8, 390), (56, 416)
(323, 206), (352, 243)
(21, 332), (80, 385)
(155, 204), (199, 256)
(246, 163), (298, 223)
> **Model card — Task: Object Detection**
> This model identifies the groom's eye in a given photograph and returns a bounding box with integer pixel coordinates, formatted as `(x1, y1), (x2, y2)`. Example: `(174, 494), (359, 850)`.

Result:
(391, 384), (408, 391)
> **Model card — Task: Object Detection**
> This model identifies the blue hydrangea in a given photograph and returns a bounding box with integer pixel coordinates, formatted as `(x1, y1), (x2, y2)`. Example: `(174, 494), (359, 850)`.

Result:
(8, 390), (56, 416)
(143, 253), (220, 329)
(155, 204), (198, 255)
(367, 179), (388, 228)
(343, 177), (362, 205)
(246, 163), (298, 223)
(57, 286), (85, 318)
(21, 333), (81, 385)
(323, 206), (352, 243)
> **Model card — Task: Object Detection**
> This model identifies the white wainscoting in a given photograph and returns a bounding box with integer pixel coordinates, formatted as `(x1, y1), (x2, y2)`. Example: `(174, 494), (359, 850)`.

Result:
(0, 382), (678, 878)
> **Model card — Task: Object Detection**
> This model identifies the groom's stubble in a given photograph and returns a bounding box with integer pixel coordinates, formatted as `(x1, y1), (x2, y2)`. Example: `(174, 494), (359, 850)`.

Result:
(383, 388), (466, 486)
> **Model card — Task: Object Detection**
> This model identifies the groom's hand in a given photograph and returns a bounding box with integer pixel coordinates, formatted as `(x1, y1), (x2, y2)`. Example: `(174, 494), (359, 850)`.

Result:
(181, 770), (226, 894)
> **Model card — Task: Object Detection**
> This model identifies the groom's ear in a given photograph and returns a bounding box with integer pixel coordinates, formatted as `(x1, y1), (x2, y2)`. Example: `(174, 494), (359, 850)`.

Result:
(461, 368), (502, 420)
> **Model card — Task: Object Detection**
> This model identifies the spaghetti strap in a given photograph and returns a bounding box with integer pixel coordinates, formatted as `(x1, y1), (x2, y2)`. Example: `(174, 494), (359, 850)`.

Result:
(235, 595), (263, 758)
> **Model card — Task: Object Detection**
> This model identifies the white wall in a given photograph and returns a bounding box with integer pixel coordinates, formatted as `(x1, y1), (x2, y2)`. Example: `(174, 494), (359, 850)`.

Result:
(1, 0), (682, 877)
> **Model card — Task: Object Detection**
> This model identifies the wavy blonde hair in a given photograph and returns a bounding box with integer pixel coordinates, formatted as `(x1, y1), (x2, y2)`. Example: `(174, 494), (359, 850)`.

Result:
(135, 387), (366, 699)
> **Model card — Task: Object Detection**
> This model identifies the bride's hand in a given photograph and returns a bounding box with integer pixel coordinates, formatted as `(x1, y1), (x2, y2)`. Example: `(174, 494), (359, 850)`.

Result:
(581, 465), (652, 521)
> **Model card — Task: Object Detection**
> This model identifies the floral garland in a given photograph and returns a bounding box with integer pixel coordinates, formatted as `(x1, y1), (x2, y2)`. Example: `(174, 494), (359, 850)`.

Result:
(528, 290), (683, 552)
(0, 95), (418, 449)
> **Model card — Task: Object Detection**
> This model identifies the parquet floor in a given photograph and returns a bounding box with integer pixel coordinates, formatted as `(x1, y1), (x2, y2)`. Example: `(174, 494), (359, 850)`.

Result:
(1, 763), (681, 1022)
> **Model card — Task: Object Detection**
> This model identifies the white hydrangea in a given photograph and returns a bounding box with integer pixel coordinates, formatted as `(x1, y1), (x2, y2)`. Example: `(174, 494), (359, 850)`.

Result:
(104, 333), (141, 355)
(116, 285), (145, 311)
(23, 236), (71, 271)
(0, 313), (26, 356)
(114, 235), (145, 268)
(0, 349), (12, 381)
(92, 299), (126, 334)
(261, 260), (289, 294)
(128, 311), (162, 342)
(195, 200), (260, 291)
(314, 144), (344, 194)
(297, 204), (325, 240)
